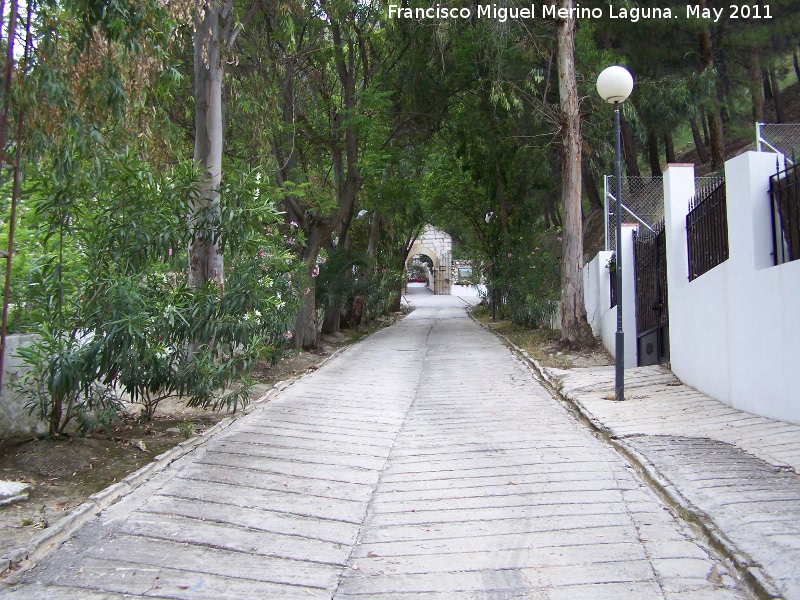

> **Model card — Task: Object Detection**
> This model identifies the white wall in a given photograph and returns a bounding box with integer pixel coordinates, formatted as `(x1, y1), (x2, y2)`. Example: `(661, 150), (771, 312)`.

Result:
(583, 250), (612, 337)
(583, 224), (638, 369)
(664, 153), (800, 425)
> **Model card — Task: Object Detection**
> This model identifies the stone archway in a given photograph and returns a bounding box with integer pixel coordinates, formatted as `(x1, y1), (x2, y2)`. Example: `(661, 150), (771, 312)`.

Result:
(406, 225), (452, 295)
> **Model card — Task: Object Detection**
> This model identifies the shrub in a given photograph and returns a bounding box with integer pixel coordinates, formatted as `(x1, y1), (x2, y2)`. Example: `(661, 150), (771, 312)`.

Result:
(15, 153), (303, 434)
(490, 228), (560, 329)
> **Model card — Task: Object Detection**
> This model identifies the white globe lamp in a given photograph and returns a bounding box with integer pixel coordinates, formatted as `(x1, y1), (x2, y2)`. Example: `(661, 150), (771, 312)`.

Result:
(596, 65), (634, 104)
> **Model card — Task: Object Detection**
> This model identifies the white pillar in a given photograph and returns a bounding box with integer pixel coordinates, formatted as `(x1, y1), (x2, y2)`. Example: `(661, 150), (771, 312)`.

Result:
(663, 164), (696, 291)
(724, 151), (782, 271)
(619, 223), (638, 369)
(662, 163), (733, 395)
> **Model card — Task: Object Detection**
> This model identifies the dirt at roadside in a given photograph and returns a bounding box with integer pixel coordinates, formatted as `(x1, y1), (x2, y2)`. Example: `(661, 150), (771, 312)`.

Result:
(471, 306), (614, 370)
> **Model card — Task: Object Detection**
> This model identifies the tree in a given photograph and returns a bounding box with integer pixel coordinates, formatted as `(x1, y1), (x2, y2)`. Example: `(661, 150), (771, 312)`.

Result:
(190, 0), (259, 290)
(555, 0), (593, 347)
(255, 0), (473, 347)
(4, 0), (306, 434)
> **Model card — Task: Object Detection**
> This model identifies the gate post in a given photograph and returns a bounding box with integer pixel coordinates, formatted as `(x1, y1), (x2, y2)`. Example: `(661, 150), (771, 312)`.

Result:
(663, 163), (696, 374)
(619, 224), (639, 369)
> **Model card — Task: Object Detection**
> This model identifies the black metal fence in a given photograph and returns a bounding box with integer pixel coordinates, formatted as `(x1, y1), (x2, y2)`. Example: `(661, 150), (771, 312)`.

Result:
(769, 158), (800, 265)
(686, 177), (728, 280)
(634, 224), (669, 365)
(634, 225), (668, 334)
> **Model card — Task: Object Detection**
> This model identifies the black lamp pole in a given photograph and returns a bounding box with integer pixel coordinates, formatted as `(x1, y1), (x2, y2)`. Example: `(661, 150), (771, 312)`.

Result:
(614, 101), (625, 402)
(486, 212), (496, 323)
(598, 65), (632, 402)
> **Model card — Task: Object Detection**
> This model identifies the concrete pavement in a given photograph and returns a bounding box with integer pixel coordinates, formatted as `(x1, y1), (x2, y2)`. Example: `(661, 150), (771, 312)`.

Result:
(526, 363), (800, 600)
(3, 286), (751, 599)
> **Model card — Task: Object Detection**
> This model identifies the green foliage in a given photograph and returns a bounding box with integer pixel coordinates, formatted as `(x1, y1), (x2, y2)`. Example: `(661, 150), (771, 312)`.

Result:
(314, 247), (404, 329)
(363, 267), (404, 319)
(490, 228), (561, 329)
(15, 324), (124, 436)
(15, 151), (303, 434)
(6, 0), (792, 434)
(406, 264), (427, 281)
(315, 248), (370, 315)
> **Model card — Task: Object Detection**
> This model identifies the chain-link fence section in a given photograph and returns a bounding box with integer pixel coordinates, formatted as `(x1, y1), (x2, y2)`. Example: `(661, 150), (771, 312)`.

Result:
(757, 123), (800, 164)
(604, 175), (722, 250)
(605, 176), (663, 251)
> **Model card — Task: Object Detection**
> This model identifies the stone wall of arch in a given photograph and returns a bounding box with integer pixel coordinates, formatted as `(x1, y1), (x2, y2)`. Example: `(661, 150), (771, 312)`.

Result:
(406, 224), (452, 295)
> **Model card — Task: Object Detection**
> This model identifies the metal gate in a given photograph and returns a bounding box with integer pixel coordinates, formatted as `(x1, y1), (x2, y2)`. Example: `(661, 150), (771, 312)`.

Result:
(634, 226), (670, 366)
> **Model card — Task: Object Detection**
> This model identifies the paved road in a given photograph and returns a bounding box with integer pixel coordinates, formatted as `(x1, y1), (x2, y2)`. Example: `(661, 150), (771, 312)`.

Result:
(553, 364), (800, 599)
(4, 287), (747, 599)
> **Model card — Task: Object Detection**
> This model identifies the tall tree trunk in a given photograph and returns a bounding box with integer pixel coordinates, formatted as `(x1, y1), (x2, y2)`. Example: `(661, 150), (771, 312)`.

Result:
(494, 155), (510, 241)
(707, 110), (725, 168)
(700, 106), (710, 146)
(293, 227), (324, 349)
(482, 93), (510, 240)
(689, 117), (710, 164)
(698, 0), (725, 169)
(583, 166), (603, 213)
(555, 0), (593, 348)
(269, 56), (323, 347)
(794, 49), (800, 85)
(190, 0), (225, 289)
(294, 276), (319, 348)
(646, 131), (661, 177)
(663, 130), (676, 164)
(367, 211), (382, 258)
(747, 45), (764, 123)
(322, 305), (341, 334)
(273, 59), (302, 226)
(619, 111), (640, 177)
(768, 65), (785, 122)
(293, 19), (364, 350)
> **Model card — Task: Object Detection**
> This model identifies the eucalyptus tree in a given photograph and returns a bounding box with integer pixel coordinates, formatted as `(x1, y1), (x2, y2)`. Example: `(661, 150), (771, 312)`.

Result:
(243, 0), (383, 348)
(5, 0), (303, 433)
(553, 0), (593, 347)
(190, 0), (265, 289)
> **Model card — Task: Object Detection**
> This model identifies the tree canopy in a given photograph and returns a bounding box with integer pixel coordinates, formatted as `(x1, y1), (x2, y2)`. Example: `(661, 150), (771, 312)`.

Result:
(1, 0), (797, 425)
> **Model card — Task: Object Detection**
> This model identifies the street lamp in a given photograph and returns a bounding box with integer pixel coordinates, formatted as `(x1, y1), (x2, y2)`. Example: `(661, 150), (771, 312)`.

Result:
(485, 212), (496, 323)
(597, 65), (633, 402)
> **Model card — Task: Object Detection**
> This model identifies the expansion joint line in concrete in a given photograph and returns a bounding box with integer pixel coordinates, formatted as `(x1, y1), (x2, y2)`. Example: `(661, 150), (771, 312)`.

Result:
(329, 320), (436, 598)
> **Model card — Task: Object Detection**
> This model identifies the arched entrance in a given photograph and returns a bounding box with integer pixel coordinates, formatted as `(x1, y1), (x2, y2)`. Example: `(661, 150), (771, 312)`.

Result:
(405, 225), (452, 295)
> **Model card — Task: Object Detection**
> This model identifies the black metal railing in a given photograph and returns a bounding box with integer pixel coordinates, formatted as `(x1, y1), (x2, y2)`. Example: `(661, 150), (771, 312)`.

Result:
(686, 178), (728, 280)
(769, 156), (800, 265)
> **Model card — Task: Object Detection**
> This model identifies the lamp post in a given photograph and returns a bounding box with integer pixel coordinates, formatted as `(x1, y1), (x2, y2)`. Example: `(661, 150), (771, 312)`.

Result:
(485, 212), (496, 323)
(596, 65), (633, 402)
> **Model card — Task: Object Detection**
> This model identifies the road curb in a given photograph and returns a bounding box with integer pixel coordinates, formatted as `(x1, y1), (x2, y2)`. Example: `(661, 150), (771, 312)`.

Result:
(468, 312), (783, 600)
(0, 345), (351, 580)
